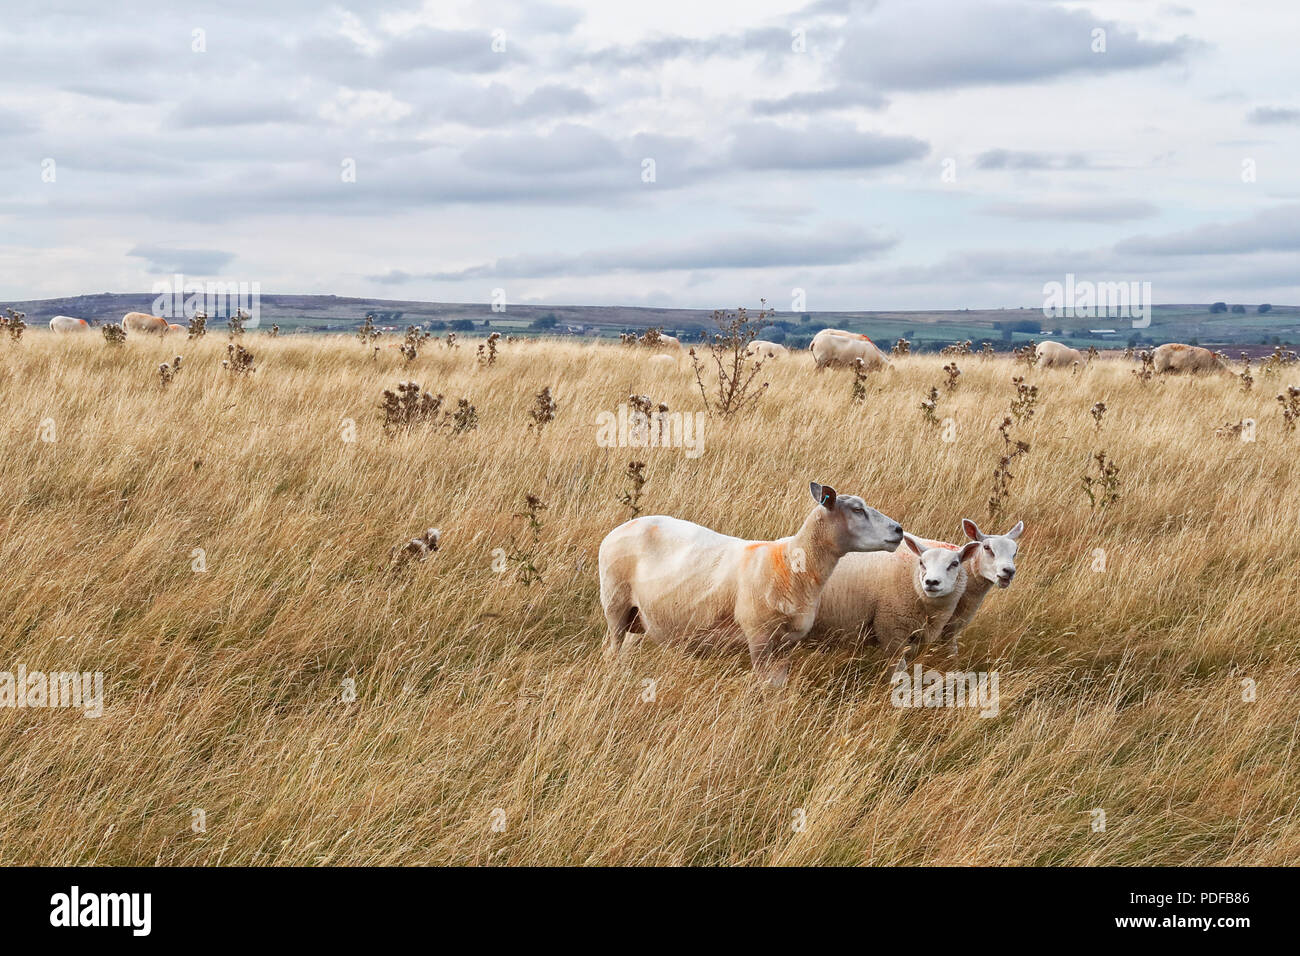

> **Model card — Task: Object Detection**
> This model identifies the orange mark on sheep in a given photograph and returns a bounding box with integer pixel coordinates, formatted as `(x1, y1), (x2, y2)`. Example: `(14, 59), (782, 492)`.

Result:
(768, 544), (792, 591)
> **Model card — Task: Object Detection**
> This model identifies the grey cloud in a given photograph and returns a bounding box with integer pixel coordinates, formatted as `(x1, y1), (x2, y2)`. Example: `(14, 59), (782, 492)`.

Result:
(577, 26), (800, 70)
(1247, 106), (1300, 125)
(982, 199), (1159, 222)
(126, 244), (237, 274)
(439, 83), (596, 126)
(976, 149), (1094, 170)
(0, 107), (38, 136)
(62, 84), (162, 105)
(384, 27), (520, 73)
(1115, 205), (1300, 256)
(167, 97), (312, 128)
(837, 0), (1195, 91)
(751, 85), (888, 115)
(731, 122), (927, 170)
(461, 123), (624, 173)
(370, 226), (897, 280)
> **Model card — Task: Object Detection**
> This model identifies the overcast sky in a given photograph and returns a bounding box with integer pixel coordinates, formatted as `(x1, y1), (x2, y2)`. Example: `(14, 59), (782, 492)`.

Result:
(2, 0), (1297, 310)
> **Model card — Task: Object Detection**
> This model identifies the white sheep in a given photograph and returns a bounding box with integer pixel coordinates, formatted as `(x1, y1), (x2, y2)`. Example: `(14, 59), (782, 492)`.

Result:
(809, 329), (890, 371)
(746, 340), (789, 360)
(1036, 341), (1083, 368)
(598, 481), (904, 687)
(926, 519), (1022, 653)
(49, 315), (91, 333)
(812, 533), (980, 674)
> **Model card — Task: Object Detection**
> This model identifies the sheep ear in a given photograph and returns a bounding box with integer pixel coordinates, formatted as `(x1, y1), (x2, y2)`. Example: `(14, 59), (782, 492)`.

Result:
(962, 519), (984, 541)
(958, 541), (981, 561)
(810, 482), (836, 508)
(1004, 521), (1024, 540)
(903, 533), (924, 556)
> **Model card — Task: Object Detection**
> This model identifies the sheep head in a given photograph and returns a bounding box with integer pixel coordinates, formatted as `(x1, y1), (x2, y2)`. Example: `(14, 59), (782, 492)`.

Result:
(961, 518), (1023, 588)
(809, 481), (903, 555)
(904, 534), (979, 598)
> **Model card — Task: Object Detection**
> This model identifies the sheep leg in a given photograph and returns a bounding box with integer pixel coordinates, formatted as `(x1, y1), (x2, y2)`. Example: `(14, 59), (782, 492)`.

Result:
(601, 604), (637, 660)
(748, 629), (793, 688)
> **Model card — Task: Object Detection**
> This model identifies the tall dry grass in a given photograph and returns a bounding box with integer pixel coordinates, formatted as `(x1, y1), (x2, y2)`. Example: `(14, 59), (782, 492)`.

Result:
(0, 331), (1297, 865)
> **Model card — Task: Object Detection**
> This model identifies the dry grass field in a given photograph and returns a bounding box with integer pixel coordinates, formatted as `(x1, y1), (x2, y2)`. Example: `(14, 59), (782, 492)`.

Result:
(1, 331), (1298, 865)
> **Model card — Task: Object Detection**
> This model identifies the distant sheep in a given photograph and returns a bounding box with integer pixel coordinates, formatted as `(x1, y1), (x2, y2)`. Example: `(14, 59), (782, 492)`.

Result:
(1036, 341), (1083, 368)
(810, 329), (889, 371)
(598, 481), (903, 687)
(1153, 343), (1229, 374)
(812, 533), (979, 674)
(122, 312), (170, 336)
(746, 340), (789, 360)
(49, 315), (91, 333)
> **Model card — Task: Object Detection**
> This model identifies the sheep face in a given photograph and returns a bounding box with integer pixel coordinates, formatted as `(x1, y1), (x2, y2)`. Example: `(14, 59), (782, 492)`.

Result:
(810, 482), (903, 554)
(904, 535), (979, 598)
(962, 519), (1023, 588)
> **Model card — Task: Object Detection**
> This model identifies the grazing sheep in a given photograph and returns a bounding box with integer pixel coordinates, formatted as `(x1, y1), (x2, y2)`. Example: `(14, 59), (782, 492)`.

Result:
(49, 315), (91, 333)
(598, 481), (904, 687)
(1036, 340), (1083, 369)
(920, 519), (1022, 655)
(648, 353), (677, 368)
(809, 329), (889, 371)
(1153, 343), (1229, 374)
(812, 533), (980, 674)
(746, 340), (789, 360)
(122, 312), (170, 336)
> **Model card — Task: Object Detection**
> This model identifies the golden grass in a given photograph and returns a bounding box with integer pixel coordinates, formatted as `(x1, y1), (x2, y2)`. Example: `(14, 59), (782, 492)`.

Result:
(1, 332), (1298, 865)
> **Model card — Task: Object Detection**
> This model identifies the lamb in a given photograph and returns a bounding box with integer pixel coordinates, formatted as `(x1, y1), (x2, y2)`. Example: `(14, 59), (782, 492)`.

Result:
(49, 315), (91, 333)
(1036, 340), (1083, 369)
(810, 533), (980, 674)
(919, 519), (1022, 655)
(1153, 342), (1229, 374)
(809, 329), (889, 371)
(121, 312), (170, 336)
(598, 481), (903, 687)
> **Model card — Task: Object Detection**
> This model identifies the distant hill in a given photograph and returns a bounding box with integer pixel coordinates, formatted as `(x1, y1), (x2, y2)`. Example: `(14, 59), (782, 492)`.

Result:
(4, 292), (1296, 352)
